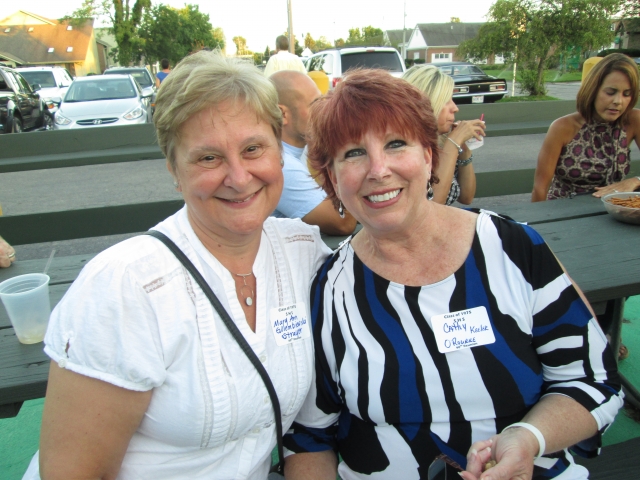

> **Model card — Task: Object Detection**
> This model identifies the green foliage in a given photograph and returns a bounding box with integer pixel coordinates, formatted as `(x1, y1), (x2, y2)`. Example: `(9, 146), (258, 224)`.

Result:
(233, 36), (250, 56)
(304, 33), (316, 50)
(138, 4), (222, 65)
(334, 38), (345, 48)
(315, 36), (332, 52)
(457, 0), (620, 96)
(346, 25), (384, 46)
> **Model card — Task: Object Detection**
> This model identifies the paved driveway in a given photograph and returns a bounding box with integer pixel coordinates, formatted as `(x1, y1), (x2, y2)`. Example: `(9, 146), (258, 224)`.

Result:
(506, 81), (581, 100)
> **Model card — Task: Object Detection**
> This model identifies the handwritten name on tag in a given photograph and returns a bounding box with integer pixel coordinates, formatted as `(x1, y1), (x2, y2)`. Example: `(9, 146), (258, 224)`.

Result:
(431, 306), (495, 353)
(270, 302), (310, 346)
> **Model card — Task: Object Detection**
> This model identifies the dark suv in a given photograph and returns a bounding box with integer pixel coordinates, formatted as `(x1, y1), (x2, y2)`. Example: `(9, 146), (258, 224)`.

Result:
(0, 64), (51, 133)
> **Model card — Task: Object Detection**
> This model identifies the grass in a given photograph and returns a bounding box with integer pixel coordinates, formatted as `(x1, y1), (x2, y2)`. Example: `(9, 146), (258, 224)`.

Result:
(479, 67), (582, 83)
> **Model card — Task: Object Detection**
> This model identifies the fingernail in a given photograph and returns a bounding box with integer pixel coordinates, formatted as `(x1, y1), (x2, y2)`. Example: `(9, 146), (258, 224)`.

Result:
(469, 448), (477, 456)
(458, 473), (465, 478)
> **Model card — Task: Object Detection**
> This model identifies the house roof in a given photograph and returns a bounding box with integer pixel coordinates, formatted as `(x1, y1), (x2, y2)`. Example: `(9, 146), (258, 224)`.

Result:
(416, 23), (484, 47)
(0, 19), (94, 64)
(618, 18), (640, 34)
(385, 29), (412, 46)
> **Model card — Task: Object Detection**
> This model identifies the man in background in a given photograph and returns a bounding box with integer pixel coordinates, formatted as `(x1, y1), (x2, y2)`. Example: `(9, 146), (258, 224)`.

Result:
(270, 71), (356, 235)
(264, 35), (307, 77)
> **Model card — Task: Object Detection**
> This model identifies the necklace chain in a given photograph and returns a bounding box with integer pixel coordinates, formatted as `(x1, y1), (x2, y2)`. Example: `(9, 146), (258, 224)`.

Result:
(233, 272), (255, 307)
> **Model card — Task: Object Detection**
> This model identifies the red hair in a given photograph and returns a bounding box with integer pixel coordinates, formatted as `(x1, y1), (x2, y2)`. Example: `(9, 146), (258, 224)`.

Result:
(307, 69), (440, 203)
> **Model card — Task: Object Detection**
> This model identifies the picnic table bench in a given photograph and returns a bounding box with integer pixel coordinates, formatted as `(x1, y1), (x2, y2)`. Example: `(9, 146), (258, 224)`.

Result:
(2, 194), (639, 419)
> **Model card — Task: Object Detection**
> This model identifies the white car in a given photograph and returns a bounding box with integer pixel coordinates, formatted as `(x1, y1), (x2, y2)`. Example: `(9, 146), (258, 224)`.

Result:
(54, 75), (152, 129)
(17, 66), (73, 115)
(306, 47), (406, 89)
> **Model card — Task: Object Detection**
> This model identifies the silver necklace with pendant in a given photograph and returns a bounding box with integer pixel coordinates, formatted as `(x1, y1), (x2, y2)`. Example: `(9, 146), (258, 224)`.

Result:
(234, 272), (255, 306)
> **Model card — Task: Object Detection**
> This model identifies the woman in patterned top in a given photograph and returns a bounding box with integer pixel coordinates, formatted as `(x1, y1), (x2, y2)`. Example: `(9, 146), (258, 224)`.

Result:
(283, 70), (623, 480)
(403, 65), (486, 205)
(532, 53), (640, 201)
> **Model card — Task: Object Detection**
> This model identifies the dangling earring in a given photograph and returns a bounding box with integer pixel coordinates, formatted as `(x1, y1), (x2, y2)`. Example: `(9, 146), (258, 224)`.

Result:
(427, 180), (434, 200)
(173, 180), (179, 188)
(280, 157), (285, 166)
(338, 201), (345, 218)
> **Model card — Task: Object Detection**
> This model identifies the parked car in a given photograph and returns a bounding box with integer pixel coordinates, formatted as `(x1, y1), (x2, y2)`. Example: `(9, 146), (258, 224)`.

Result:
(436, 62), (507, 104)
(103, 67), (157, 111)
(17, 66), (73, 116)
(306, 47), (406, 89)
(0, 63), (51, 133)
(54, 74), (153, 130)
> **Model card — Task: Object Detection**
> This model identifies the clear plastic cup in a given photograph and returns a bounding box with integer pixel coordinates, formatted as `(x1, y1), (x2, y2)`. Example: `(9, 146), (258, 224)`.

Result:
(466, 136), (484, 150)
(0, 273), (51, 344)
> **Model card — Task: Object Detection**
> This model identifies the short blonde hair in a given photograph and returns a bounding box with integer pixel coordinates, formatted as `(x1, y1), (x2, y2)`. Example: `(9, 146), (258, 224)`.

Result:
(402, 65), (454, 118)
(154, 50), (283, 169)
(577, 53), (639, 125)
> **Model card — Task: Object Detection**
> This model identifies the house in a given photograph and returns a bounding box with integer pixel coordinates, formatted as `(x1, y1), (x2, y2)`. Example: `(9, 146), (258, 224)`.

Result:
(406, 22), (485, 64)
(614, 18), (640, 50)
(383, 28), (412, 57)
(0, 10), (111, 76)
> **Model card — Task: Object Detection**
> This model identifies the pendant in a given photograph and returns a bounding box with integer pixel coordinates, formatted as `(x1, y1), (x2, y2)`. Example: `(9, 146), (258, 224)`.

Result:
(245, 297), (253, 306)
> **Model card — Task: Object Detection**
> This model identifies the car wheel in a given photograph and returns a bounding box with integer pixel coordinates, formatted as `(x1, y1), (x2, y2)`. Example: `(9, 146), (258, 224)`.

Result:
(43, 112), (54, 130)
(11, 117), (23, 133)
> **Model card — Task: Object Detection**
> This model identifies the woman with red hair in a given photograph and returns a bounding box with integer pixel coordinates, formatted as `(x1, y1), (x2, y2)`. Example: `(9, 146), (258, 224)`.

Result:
(283, 69), (622, 480)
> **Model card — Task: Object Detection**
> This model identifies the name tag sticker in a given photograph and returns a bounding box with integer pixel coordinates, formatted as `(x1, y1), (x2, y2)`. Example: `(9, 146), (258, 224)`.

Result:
(270, 302), (310, 346)
(431, 306), (495, 353)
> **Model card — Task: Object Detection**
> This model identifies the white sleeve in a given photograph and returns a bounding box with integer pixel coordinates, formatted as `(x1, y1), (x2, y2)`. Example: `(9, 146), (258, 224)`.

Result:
(44, 252), (166, 391)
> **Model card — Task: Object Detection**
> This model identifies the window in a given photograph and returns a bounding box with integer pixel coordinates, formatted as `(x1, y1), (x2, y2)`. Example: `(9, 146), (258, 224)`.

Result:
(67, 25), (73, 31)
(67, 47), (73, 52)
(414, 52), (420, 60)
(28, 27), (34, 32)
(48, 47), (54, 53)
(431, 53), (452, 63)
(4, 28), (10, 33)
(11, 72), (32, 93)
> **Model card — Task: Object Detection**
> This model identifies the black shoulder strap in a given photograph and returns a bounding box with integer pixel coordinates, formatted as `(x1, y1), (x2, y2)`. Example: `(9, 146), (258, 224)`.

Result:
(144, 230), (285, 474)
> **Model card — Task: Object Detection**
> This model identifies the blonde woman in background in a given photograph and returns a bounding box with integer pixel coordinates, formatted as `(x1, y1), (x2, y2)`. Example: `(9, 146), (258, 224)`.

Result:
(403, 65), (485, 205)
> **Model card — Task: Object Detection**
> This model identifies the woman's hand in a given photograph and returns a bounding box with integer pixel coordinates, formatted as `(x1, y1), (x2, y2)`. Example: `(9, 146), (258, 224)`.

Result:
(593, 176), (640, 197)
(0, 236), (16, 268)
(448, 119), (486, 145)
(461, 428), (538, 480)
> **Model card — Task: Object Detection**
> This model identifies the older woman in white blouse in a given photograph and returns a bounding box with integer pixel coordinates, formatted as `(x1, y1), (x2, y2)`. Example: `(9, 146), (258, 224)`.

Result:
(24, 52), (330, 479)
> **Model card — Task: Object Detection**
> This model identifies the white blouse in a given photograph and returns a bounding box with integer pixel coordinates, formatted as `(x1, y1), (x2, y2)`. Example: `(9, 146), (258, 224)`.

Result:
(25, 207), (331, 479)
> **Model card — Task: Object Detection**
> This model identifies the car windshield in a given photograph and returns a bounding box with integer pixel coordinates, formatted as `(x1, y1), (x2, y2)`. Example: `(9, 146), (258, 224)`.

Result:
(341, 52), (404, 73)
(438, 65), (485, 76)
(105, 69), (153, 87)
(64, 78), (136, 102)
(19, 71), (57, 88)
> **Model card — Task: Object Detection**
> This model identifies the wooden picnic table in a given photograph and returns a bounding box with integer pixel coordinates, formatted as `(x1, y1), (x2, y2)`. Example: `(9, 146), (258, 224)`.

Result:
(1, 195), (638, 418)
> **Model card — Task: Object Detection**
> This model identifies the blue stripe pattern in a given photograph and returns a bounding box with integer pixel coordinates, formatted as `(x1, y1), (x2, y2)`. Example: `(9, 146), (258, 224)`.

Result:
(465, 249), (543, 406)
(363, 267), (423, 432)
(532, 298), (591, 337)
(522, 224), (545, 245)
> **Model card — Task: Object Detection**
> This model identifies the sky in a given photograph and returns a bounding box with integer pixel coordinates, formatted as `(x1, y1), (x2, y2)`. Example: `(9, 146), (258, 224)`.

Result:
(0, 0), (498, 54)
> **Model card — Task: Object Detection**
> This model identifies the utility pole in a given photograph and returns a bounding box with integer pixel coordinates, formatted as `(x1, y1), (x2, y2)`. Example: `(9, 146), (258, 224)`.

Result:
(402, 0), (407, 60)
(287, 0), (294, 54)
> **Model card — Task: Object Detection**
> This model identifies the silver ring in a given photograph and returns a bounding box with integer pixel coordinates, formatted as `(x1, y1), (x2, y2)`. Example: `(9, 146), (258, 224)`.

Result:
(613, 189), (619, 193)
(7, 252), (15, 259)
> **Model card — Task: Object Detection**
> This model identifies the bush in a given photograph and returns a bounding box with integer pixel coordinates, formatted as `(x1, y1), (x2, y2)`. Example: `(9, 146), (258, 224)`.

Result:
(597, 48), (640, 58)
(518, 69), (547, 96)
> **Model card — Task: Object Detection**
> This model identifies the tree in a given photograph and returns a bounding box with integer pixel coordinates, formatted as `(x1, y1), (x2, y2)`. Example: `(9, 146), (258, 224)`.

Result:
(334, 38), (345, 47)
(304, 33), (316, 51)
(264, 45), (271, 60)
(233, 36), (250, 56)
(138, 4), (223, 65)
(458, 0), (619, 96)
(346, 26), (384, 46)
(316, 36), (332, 51)
(62, 0), (151, 65)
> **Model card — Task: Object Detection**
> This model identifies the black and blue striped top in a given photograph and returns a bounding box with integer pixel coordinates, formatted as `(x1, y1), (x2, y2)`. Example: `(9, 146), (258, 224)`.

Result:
(284, 211), (622, 480)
